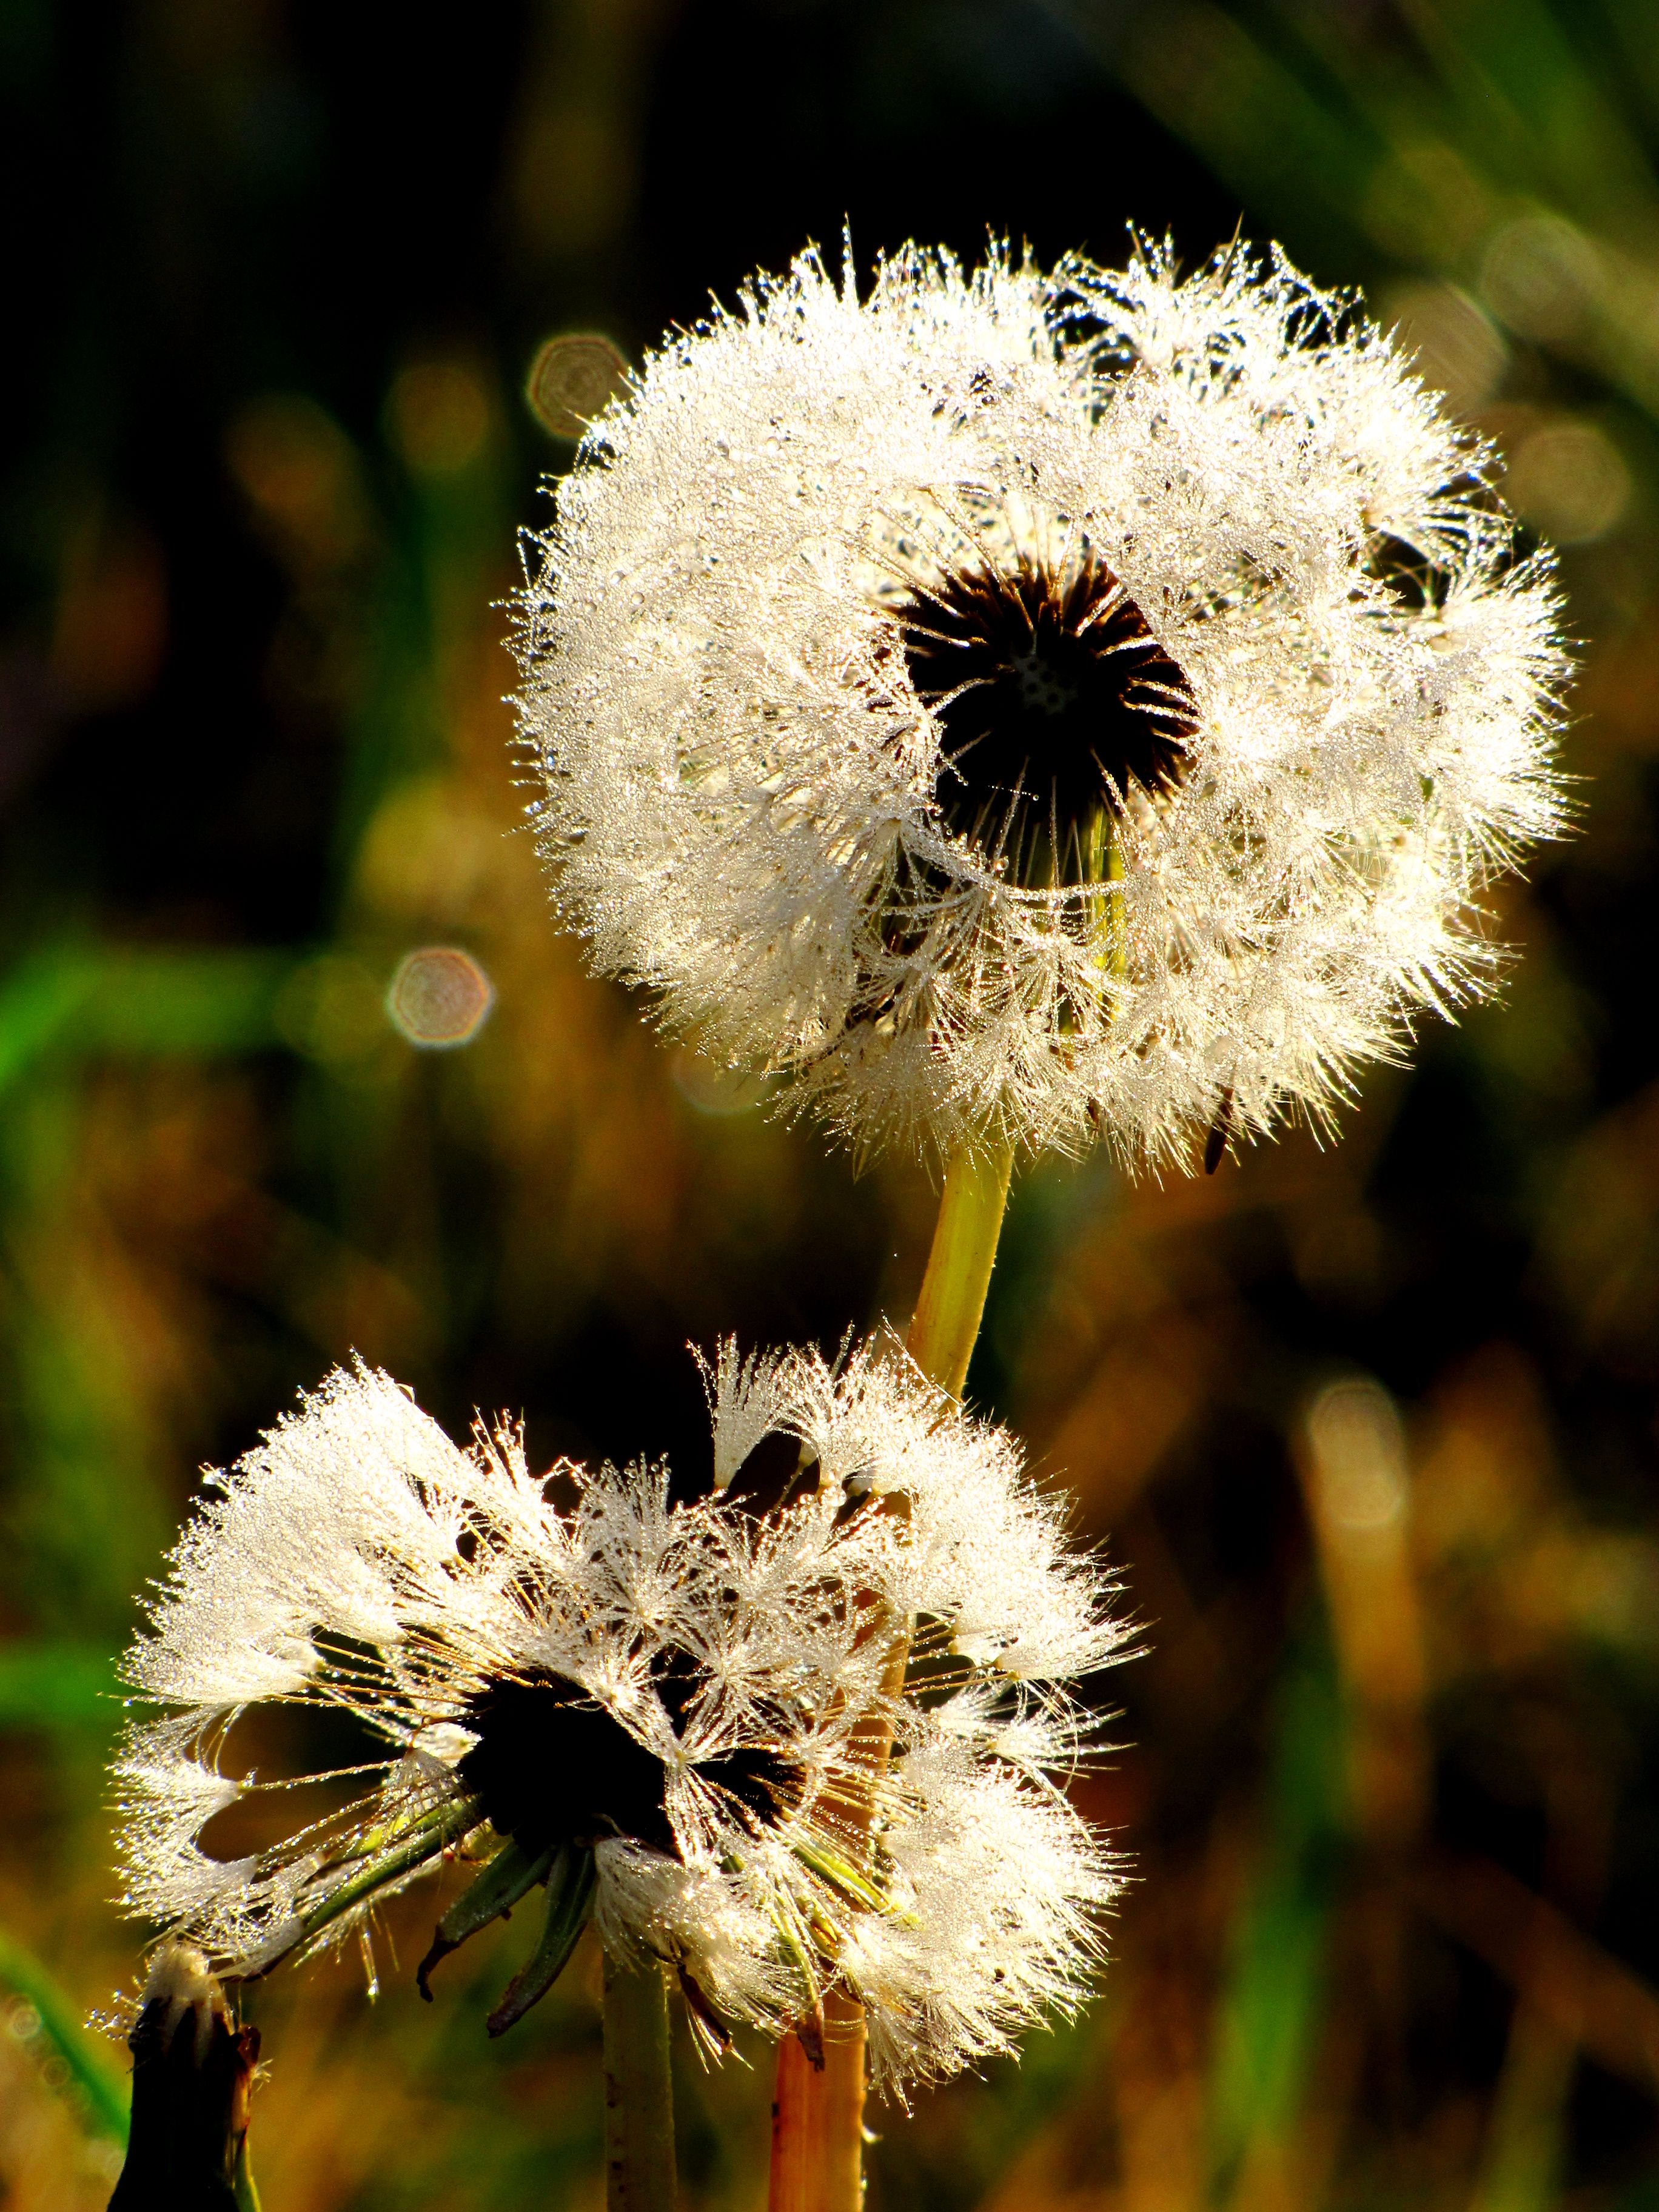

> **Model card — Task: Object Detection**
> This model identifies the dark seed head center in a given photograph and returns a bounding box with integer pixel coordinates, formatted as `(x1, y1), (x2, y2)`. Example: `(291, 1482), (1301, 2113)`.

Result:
(458, 1662), (795, 1861)
(1011, 647), (1079, 719)
(900, 543), (1198, 888)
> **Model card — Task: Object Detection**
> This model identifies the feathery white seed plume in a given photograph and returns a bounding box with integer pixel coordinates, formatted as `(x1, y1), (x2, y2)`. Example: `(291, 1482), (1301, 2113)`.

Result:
(114, 1346), (1126, 2089)
(512, 236), (1569, 1168)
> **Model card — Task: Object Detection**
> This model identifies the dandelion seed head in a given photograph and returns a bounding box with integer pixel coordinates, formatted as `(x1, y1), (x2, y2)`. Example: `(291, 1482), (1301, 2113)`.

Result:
(513, 235), (1569, 1167)
(114, 1348), (1127, 2086)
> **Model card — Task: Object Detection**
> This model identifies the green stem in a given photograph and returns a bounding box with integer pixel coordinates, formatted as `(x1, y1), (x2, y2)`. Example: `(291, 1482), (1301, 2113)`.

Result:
(768, 1139), (1016, 2212)
(905, 1139), (1016, 1394)
(602, 1952), (677, 2212)
(233, 2136), (263, 2212)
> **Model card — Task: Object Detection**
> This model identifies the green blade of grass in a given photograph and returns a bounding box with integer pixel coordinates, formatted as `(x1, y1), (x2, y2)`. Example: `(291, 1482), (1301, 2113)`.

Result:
(0, 946), (299, 1102)
(1207, 1631), (1348, 2196)
(0, 1925), (129, 2143)
(0, 1641), (120, 1732)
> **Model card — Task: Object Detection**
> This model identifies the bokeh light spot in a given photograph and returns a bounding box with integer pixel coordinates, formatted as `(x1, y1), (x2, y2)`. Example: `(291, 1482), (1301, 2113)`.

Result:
(274, 954), (384, 1064)
(1480, 213), (1599, 343)
(225, 394), (369, 568)
(670, 1048), (771, 1116)
(1506, 417), (1631, 545)
(387, 948), (495, 1049)
(1306, 1377), (1408, 1531)
(1383, 281), (1507, 414)
(387, 361), (492, 476)
(526, 332), (629, 440)
(514, 112), (630, 254)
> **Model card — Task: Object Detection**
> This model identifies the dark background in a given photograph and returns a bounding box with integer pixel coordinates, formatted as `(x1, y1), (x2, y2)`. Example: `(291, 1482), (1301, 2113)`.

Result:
(5, 4), (1659, 2209)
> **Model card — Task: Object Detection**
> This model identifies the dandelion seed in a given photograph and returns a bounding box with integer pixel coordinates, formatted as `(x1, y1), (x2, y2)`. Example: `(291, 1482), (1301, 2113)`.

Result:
(114, 1345), (1126, 2088)
(512, 236), (1569, 1168)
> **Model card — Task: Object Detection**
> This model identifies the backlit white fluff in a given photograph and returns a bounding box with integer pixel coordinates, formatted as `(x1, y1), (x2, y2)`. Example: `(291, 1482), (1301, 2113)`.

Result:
(513, 237), (1567, 1167)
(115, 1346), (1125, 2088)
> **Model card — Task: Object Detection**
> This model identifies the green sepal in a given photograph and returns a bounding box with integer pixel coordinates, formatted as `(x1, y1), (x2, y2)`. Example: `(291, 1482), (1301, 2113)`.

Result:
(790, 1835), (918, 1925)
(486, 1844), (598, 2037)
(771, 1908), (825, 2068)
(295, 1794), (483, 1948)
(241, 1794), (485, 1979)
(417, 1837), (557, 1999)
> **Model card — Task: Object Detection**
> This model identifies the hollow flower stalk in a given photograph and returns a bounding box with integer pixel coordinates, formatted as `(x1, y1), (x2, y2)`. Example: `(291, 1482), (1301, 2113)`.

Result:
(114, 1345), (1124, 2090)
(514, 236), (1566, 1168)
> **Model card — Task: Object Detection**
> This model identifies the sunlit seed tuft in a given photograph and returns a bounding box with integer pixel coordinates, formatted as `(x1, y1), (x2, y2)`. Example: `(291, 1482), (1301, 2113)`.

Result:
(514, 235), (1569, 1168)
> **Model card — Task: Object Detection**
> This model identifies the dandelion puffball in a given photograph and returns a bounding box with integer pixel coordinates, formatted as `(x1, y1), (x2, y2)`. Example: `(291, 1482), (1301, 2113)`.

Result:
(115, 1346), (1124, 2088)
(513, 237), (1567, 1168)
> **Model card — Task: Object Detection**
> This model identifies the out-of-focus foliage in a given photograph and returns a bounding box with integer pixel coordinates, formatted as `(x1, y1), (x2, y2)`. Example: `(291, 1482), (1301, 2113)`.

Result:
(5, 1), (1659, 2207)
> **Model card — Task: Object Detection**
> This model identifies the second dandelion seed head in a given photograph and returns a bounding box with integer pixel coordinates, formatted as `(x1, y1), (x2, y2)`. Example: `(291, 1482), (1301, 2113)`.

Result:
(114, 1346), (1125, 2089)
